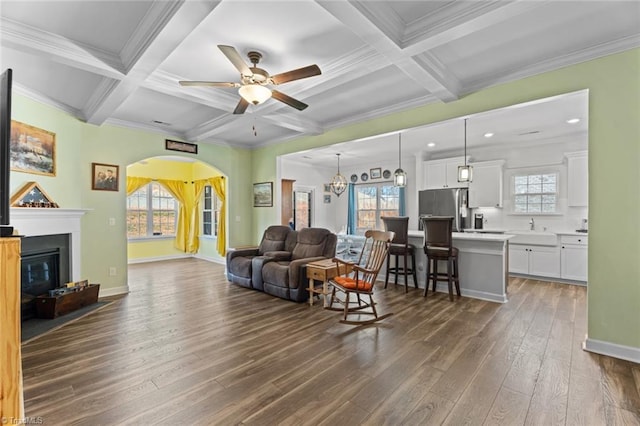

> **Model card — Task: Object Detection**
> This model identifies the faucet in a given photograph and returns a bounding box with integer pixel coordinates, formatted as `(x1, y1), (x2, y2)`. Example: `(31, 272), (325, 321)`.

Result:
(529, 218), (535, 231)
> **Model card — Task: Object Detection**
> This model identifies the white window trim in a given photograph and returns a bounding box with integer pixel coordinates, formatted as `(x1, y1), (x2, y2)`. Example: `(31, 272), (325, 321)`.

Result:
(509, 168), (561, 215)
(355, 182), (400, 232)
(127, 182), (179, 240)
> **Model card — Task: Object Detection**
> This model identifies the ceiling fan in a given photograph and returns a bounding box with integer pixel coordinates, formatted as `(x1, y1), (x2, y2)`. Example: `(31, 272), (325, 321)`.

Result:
(179, 45), (321, 114)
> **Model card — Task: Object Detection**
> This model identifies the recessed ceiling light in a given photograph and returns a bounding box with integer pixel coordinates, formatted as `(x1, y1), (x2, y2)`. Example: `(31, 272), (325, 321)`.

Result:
(484, 132), (494, 138)
(566, 118), (580, 124)
(427, 142), (436, 147)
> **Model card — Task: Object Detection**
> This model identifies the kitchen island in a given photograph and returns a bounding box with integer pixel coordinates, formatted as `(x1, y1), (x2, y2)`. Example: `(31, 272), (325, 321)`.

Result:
(408, 230), (513, 303)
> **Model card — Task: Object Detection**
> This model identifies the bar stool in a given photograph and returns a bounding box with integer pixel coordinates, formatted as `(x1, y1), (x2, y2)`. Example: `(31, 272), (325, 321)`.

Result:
(381, 216), (418, 293)
(421, 216), (460, 301)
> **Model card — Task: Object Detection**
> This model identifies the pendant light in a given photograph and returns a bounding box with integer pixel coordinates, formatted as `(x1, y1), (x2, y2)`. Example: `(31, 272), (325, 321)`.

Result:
(458, 118), (473, 182)
(393, 132), (407, 187)
(330, 153), (347, 197)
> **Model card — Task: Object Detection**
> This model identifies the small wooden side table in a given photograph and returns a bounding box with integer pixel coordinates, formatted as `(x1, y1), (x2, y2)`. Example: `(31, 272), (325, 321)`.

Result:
(307, 259), (351, 307)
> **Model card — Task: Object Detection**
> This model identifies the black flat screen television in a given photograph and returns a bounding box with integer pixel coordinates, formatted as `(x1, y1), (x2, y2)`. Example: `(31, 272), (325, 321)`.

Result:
(0, 68), (13, 231)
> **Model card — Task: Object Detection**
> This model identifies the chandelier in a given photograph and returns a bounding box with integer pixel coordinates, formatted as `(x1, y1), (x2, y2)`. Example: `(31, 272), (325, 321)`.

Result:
(330, 153), (347, 197)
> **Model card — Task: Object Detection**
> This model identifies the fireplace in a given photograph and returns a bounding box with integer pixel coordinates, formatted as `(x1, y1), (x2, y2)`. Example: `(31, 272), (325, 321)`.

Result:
(21, 233), (70, 319)
(10, 208), (89, 318)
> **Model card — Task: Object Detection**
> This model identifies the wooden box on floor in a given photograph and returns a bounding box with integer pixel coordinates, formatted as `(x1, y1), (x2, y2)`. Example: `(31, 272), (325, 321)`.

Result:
(35, 284), (100, 319)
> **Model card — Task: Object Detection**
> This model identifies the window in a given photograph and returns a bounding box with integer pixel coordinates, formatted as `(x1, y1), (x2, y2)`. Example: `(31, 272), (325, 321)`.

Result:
(356, 183), (400, 233)
(202, 185), (220, 237)
(513, 173), (558, 213)
(127, 182), (178, 238)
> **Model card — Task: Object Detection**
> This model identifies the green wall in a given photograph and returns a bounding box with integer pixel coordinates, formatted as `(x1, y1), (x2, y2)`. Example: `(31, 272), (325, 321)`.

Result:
(251, 49), (640, 351)
(10, 98), (253, 295)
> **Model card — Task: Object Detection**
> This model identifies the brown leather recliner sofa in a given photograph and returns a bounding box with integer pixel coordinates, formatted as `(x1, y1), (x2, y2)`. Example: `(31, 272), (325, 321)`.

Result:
(226, 226), (337, 303)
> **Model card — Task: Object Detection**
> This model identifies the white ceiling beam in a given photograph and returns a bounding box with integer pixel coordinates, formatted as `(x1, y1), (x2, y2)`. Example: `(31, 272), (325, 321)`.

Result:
(261, 113), (324, 135)
(316, 0), (459, 102)
(0, 18), (125, 79)
(401, 0), (551, 55)
(83, 1), (222, 125)
(185, 114), (242, 142)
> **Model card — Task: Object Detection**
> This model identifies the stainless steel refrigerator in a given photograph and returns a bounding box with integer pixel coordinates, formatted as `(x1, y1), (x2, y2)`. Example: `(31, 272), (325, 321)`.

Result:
(418, 188), (470, 232)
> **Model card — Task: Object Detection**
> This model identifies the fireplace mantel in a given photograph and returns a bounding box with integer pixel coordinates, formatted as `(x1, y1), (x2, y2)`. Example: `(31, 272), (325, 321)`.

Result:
(10, 208), (91, 281)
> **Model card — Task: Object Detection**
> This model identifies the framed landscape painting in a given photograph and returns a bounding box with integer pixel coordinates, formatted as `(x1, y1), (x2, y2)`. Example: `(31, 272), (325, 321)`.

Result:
(253, 182), (273, 207)
(10, 120), (56, 176)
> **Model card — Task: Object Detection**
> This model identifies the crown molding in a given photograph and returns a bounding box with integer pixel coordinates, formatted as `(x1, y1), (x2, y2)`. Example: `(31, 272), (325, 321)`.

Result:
(13, 83), (84, 120)
(120, 1), (185, 71)
(463, 35), (640, 95)
(0, 18), (124, 77)
(350, 1), (405, 47)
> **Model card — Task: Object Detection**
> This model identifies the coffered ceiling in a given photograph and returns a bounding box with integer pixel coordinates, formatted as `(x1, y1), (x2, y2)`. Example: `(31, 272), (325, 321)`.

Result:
(1, 1), (638, 154)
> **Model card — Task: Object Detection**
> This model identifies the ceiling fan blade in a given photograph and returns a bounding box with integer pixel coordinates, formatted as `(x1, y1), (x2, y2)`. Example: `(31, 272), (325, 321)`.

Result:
(270, 64), (321, 85)
(218, 45), (252, 76)
(271, 90), (308, 111)
(179, 81), (239, 87)
(233, 98), (249, 115)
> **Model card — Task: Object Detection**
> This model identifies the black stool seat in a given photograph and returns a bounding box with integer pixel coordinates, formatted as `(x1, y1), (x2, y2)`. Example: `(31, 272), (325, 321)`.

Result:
(421, 216), (461, 301)
(381, 216), (418, 293)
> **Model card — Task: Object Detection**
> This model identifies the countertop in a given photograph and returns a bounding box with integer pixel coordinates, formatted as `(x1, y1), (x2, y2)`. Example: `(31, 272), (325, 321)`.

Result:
(408, 230), (514, 242)
(555, 231), (588, 236)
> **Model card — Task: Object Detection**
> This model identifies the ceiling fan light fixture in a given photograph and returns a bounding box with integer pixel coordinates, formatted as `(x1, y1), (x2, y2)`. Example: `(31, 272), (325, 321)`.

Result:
(330, 153), (347, 197)
(458, 118), (473, 183)
(239, 84), (272, 105)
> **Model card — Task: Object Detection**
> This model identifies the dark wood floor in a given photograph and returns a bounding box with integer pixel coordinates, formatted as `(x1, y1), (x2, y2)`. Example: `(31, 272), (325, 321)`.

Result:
(22, 258), (640, 425)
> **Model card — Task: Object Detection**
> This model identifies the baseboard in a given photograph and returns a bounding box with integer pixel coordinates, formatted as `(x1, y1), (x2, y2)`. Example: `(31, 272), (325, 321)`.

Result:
(99, 285), (129, 298)
(433, 284), (508, 303)
(128, 254), (191, 264)
(192, 253), (225, 265)
(583, 337), (640, 363)
(509, 273), (587, 286)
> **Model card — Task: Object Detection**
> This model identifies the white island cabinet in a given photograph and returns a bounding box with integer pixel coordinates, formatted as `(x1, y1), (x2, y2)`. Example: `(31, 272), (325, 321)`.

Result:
(408, 230), (513, 303)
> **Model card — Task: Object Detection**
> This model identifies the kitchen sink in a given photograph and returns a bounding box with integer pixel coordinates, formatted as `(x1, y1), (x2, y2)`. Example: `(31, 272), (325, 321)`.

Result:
(507, 230), (557, 245)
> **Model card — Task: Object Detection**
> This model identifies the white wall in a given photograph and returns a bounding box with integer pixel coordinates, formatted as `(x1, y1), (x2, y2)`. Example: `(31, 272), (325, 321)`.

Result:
(280, 133), (588, 235)
(461, 134), (588, 233)
(279, 159), (339, 231)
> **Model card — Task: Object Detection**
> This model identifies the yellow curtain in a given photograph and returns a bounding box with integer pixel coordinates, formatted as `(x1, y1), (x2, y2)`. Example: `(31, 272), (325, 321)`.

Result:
(189, 180), (207, 253)
(126, 176), (152, 195)
(158, 179), (190, 252)
(209, 176), (226, 256)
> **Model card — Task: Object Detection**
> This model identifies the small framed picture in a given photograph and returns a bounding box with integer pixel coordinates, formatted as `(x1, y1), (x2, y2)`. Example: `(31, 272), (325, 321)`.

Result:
(370, 167), (382, 179)
(324, 194), (331, 204)
(165, 139), (198, 154)
(253, 182), (273, 207)
(323, 183), (331, 193)
(91, 163), (119, 191)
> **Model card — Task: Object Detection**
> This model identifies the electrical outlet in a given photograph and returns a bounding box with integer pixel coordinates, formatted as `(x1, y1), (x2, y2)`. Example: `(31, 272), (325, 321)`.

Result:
(235, 215), (241, 222)
(109, 267), (117, 276)
(108, 217), (116, 226)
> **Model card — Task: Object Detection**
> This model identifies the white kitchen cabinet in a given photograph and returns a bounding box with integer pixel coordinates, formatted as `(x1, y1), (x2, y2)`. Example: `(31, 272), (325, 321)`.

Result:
(509, 243), (560, 278)
(468, 160), (504, 208)
(560, 235), (588, 282)
(566, 151), (588, 207)
(423, 157), (468, 189)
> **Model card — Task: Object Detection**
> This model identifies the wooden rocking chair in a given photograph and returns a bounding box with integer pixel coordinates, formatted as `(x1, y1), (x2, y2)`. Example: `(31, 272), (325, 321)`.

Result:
(327, 229), (395, 325)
